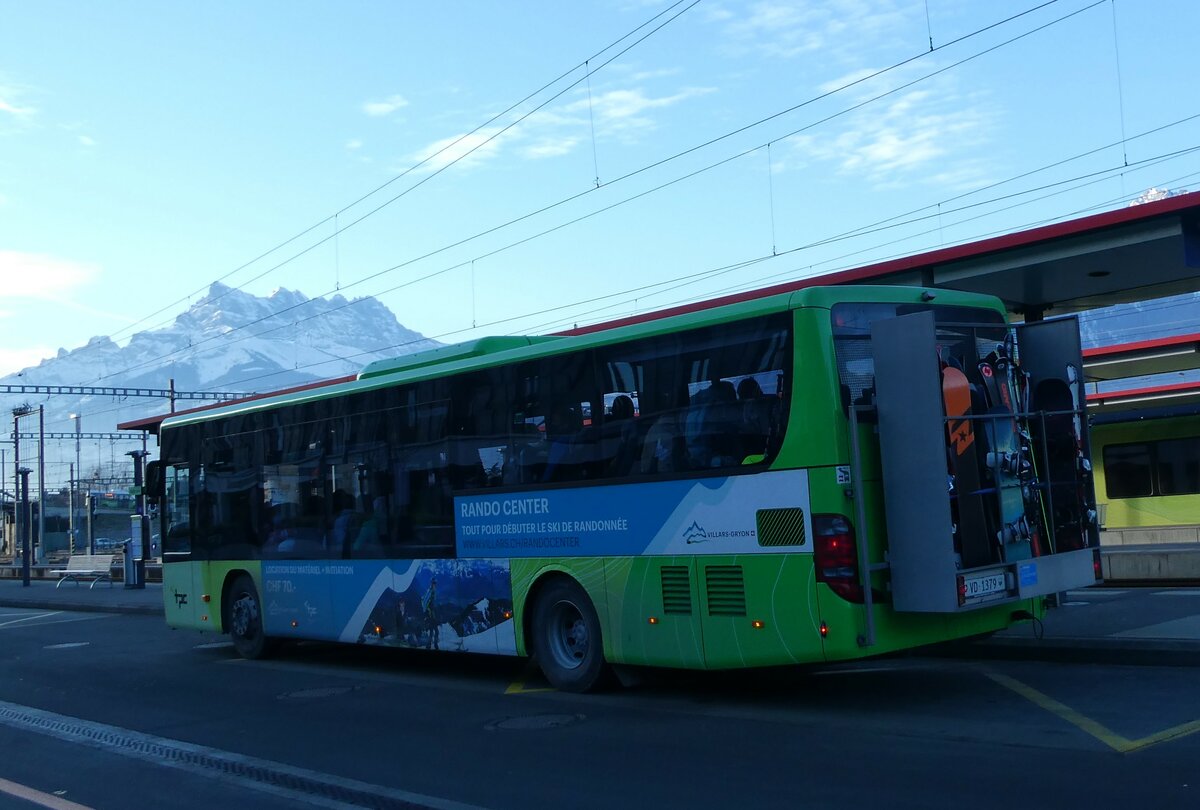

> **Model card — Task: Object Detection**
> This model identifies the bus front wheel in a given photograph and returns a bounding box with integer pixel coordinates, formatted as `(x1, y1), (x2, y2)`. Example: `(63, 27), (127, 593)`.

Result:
(227, 574), (274, 659)
(532, 578), (608, 693)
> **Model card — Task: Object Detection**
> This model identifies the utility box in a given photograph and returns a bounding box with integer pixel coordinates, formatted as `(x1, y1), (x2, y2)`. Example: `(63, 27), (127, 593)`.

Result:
(871, 311), (1100, 613)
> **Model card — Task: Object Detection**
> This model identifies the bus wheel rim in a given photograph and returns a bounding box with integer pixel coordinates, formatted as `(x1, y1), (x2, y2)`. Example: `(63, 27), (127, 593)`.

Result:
(232, 593), (258, 638)
(547, 600), (588, 671)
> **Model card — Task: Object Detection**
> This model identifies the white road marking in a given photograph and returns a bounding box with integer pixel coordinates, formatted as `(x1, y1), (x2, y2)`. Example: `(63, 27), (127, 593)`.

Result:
(0, 612), (60, 627)
(1113, 616), (1200, 640)
(0, 615), (110, 631)
(0, 698), (488, 810)
(0, 776), (94, 810)
(44, 642), (91, 650)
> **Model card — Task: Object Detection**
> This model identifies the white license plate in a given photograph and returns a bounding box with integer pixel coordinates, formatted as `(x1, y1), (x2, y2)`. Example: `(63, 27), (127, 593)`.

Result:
(963, 571), (1007, 600)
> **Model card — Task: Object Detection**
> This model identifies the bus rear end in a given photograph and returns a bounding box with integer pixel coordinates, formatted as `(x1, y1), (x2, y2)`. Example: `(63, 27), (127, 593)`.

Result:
(804, 288), (1102, 660)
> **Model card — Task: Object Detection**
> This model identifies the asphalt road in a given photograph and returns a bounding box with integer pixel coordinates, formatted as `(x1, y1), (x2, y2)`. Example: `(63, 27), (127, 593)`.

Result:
(0, 606), (1196, 809)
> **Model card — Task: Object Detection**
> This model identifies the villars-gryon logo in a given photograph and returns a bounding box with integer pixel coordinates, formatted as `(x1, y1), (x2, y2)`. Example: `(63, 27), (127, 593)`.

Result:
(683, 522), (709, 544)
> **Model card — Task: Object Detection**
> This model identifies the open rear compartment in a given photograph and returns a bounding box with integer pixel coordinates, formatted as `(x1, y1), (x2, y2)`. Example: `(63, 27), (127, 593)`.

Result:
(866, 310), (1102, 614)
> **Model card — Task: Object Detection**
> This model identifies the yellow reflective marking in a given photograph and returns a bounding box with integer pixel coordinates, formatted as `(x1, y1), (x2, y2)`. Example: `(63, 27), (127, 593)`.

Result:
(987, 671), (1200, 753)
(505, 662), (555, 695)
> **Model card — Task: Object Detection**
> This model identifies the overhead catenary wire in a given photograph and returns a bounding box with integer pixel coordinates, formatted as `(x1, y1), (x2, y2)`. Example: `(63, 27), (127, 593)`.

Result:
(41, 164), (1200, 466)
(102, 117), (1200, 386)
(193, 156), (1200, 396)
(95, 0), (1105, 382)
(64, 0), (703, 355)
(90, 0), (1079, 380)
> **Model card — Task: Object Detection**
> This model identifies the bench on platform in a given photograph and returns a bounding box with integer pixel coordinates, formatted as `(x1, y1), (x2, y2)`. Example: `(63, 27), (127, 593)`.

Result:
(51, 554), (115, 589)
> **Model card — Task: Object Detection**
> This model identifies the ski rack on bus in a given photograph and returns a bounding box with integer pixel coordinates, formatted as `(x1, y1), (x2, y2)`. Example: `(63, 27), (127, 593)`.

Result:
(867, 311), (1101, 615)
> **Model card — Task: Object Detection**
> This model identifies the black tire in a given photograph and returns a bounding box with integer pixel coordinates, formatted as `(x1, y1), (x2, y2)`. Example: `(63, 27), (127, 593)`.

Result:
(226, 574), (274, 659)
(531, 578), (609, 693)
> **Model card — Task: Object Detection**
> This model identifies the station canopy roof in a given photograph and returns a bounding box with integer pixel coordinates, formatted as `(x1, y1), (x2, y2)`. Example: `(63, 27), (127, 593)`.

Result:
(563, 190), (1200, 335)
(1082, 332), (1200, 382)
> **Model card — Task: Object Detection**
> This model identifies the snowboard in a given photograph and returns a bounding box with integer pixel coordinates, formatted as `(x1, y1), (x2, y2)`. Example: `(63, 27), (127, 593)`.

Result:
(979, 349), (1033, 561)
(942, 362), (992, 569)
(1031, 376), (1088, 552)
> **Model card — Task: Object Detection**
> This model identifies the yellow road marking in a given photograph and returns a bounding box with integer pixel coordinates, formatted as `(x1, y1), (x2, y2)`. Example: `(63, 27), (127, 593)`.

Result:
(505, 662), (555, 695)
(0, 776), (94, 810)
(986, 671), (1200, 754)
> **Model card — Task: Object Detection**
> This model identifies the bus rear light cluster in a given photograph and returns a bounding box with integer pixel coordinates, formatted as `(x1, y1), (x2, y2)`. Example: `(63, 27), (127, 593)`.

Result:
(956, 575), (967, 607)
(813, 514), (864, 603)
(1093, 549), (1103, 581)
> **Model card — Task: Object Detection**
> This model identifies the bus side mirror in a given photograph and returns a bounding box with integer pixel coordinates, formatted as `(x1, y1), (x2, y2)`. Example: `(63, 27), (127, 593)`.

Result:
(145, 460), (164, 499)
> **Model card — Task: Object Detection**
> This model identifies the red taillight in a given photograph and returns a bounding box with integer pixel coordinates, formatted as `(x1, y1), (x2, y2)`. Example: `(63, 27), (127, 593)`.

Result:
(1093, 549), (1103, 581)
(813, 513), (863, 603)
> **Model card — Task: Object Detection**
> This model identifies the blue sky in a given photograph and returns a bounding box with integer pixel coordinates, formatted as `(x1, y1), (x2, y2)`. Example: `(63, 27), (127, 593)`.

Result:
(2, 0), (1198, 380)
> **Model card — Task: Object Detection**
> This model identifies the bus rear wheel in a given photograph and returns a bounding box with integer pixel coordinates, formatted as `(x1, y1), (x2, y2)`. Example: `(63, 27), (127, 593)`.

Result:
(532, 578), (608, 693)
(227, 574), (274, 660)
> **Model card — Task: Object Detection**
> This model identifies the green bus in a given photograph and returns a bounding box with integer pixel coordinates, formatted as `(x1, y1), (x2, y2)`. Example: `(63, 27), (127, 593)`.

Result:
(149, 285), (1101, 691)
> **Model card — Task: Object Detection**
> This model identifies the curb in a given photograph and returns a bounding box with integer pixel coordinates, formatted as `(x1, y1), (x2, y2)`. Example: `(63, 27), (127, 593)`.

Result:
(929, 634), (1200, 668)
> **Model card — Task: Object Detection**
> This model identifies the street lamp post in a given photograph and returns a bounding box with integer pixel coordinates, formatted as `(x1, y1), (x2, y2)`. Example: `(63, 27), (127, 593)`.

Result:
(126, 450), (149, 589)
(18, 467), (31, 587)
(70, 413), (81, 555)
(36, 405), (44, 565)
(12, 405), (34, 569)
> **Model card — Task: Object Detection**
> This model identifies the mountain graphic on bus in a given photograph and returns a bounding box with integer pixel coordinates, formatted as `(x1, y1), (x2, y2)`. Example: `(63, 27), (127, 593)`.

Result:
(683, 521), (708, 544)
(356, 559), (513, 653)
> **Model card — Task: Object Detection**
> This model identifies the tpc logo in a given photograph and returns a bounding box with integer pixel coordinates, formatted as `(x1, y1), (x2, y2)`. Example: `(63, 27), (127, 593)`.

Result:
(683, 521), (709, 544)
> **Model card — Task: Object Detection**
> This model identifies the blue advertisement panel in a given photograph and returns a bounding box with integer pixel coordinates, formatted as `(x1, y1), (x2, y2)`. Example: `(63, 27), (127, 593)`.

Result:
(455, 468), (810, 558)
(262, 559), (515, 654)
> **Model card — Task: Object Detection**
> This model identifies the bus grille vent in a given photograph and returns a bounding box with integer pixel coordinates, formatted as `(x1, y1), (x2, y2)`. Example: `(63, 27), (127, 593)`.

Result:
(705, 565), (746, 616)
(660, 566), (692, 615)
(756, 507), (807, 547)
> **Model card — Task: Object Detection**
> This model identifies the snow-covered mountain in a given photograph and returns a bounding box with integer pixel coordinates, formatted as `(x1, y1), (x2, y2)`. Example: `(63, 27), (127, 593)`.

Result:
(1, 283), (440, 485)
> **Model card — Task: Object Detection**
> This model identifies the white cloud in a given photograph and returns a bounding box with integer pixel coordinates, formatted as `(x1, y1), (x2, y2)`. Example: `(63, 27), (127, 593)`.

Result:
(566, 87), (715, 123)
(363, 94), (409, 117)
(722, 0), (914, 60)
(783, 78), (994, 188)
(818, 67), (882, 94)
(401, 83), (713, 170)
(345, 138), (363, 150)
(0, 95), (35, 119)
(0, 251), (98, 298)
(631, 67), (683, 82)
(521, 136), (582, 159)
(78, 134), (96, 147)
(406, 127), (511, 171)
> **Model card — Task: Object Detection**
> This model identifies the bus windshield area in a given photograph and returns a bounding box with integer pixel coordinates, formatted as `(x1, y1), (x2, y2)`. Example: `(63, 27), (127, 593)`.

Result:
(831, 302), (1006, 413)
